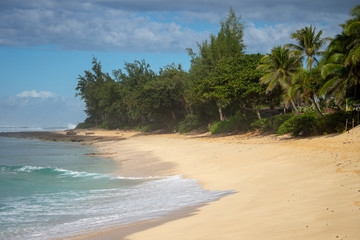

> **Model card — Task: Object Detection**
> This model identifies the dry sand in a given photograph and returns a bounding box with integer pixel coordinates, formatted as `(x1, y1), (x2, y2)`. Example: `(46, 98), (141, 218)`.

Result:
(73, 128), (360, 240)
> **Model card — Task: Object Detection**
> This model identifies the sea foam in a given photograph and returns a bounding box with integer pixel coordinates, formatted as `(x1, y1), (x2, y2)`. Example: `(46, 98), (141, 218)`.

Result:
(0, 137), (233, 240)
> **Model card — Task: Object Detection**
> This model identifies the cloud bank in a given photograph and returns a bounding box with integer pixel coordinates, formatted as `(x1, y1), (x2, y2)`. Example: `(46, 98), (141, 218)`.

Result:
(0, 90), (86, 128)
(0, 0), (358, 53)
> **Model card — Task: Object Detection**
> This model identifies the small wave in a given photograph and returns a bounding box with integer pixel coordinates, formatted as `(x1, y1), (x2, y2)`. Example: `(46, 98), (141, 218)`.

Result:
(0, 126), (69, 133)
(0, 165), (161, 181)
(1, 165), (111, 179)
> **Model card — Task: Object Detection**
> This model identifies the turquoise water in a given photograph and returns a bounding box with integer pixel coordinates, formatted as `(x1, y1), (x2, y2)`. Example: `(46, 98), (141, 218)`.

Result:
(0, 137), (230, 240)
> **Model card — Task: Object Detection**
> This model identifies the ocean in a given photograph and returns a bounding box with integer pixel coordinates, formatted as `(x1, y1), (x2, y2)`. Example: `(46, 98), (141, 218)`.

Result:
(0, 125), (76, 133)
(0, 136), (231, 240)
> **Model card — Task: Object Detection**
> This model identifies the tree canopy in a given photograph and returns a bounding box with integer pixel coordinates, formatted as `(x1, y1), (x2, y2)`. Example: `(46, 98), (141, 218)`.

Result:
(76, 5), (360, 134)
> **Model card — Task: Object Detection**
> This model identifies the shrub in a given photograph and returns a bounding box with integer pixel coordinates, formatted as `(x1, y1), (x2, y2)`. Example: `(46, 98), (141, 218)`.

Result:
(264, 114), (293, 133)
(134, 124), (154, 132)
(298, 104), (317, 113)
(322, 111), (353, 133)
(250, 118), (266, 131)
(178, 114), (201, 133)
(209, 112), (249, 134)
(290, 113), (319, 136)
(76, 121), (96, 129)
(276, 118), (295, 135)
(276, 111), (353, 136)
(99, 121), (110, 129)
(251, 114), (293, 133)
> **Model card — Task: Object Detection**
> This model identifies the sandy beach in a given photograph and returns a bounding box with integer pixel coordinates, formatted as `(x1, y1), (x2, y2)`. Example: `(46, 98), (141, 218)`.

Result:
(54, 127), (360, 240)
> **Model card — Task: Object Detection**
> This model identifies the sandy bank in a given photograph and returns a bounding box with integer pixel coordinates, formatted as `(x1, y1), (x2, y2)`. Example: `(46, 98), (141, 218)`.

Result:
(71, 127), (360, 240)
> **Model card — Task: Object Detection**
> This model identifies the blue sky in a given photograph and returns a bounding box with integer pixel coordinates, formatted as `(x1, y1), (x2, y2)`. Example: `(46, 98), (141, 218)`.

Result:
(0, 0), (358, 128)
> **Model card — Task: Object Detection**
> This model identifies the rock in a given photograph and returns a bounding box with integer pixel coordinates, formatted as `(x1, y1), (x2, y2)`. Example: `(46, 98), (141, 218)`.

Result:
(66, 130), (77, 136)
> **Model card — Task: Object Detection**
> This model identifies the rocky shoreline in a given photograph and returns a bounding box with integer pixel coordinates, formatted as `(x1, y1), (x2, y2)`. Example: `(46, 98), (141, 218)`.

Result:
(0, 131), (125, 143)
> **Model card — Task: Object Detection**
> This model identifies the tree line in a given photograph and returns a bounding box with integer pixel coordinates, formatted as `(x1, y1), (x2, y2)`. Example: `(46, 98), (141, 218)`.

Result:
(76, 6), (360, 133)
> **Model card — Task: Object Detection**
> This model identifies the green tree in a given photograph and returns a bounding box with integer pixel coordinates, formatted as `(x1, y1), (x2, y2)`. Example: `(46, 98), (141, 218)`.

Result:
(287, 25), (330, 115)
(187, 7), (245, 72)
(196, 59), (236, 121)
(186, 8), (245, 121)
(230, 54), (275, 120)
(142, 64), (189, 128)
(76, 57), (115, 126)
(320, 5), (360, 107)
(113, 60), (156, 124)
(291, 67), (324, 115)
(288, 25), (330, 71)
(257, 46), (303, 114)
(194, 54), (280, 121)
(344, 5), (360, 67)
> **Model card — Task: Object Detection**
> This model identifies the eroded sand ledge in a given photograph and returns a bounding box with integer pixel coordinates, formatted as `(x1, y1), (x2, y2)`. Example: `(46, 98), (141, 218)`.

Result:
(3, 129), (359, 239)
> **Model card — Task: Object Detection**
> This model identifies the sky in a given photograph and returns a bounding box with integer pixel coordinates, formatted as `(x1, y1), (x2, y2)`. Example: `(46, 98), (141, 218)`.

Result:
(0, 0), (358, 128)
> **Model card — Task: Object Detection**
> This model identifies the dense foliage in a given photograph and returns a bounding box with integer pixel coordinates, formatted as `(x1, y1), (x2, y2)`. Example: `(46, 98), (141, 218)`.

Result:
(76, 6), (360, 136)
(251, 114), (293, 133)
(277, 111), (355, 136)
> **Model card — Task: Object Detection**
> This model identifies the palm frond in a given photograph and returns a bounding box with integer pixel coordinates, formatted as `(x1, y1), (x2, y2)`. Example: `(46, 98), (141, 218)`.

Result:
(326, 53), (344, 63)
(319, 76), (341, 97)
(286, 43), (303, 51)
(260, 72), (276, 85)
(350, 5), (360, 17)
(345, 21), (360, 36)
(321, 63), (344, 79)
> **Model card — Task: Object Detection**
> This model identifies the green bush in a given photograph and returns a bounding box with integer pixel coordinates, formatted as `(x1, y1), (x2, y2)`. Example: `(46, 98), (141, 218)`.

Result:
(322, 111), (353, 133)
(76, 121), (96, 129)
(266, 114), (293, 132)
(251, 114), (293, 133)
(276, 111), (353, 136)
(208, 112), (249, 134)
(99, 121), (110, 129)
(178, 114), (201, 133)
(291, 113), (319, 136)
(277, 118), (295, 135)
(250, 118), (266, 131)
(298, 104), (317, 113)
(134, 123), (158, 132)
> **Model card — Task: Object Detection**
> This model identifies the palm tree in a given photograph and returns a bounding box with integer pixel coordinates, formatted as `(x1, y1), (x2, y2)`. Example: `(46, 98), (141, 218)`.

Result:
(320, 31), (352, 106)
(287, 25), (330, 115)
(257, 45), (303, 113)
(287, 25), (330, 71)
(291, 67), (324, 115)
(344, 5), (360, 67)
(320, 5), (360, 106)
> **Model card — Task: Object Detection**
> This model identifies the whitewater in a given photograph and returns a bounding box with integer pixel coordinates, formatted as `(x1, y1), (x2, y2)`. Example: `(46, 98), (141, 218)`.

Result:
(0, 136), (230, 240)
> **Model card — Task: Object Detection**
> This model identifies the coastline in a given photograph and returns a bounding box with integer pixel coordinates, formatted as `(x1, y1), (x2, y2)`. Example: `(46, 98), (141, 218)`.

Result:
(2, 129), (360, 239)
(81, 128), (360, 240)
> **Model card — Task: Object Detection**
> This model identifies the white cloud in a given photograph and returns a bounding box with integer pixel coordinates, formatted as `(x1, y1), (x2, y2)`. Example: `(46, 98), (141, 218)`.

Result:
(244, 22), (300, 53)
(0, 93), (86, 127)
(16, 90), (57, 99)
(244, 20), (343, 54)
(0, 0), (357, 52)
(0, 4), (206, 52)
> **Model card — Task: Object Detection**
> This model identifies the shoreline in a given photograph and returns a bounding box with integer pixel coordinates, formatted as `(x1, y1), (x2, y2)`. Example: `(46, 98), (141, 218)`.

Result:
(2, 129), (360, 239)
(80, 128), (360, 240)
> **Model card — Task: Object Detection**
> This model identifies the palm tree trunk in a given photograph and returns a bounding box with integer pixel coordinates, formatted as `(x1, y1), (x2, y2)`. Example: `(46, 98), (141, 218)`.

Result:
(218, 103), (224, 121)
(239, 101), (248, 120)
(354, 81), (358, 100)
(256, 110), (261, 120)
(290, 99), (299, 114)
(312, 94), (324, 116)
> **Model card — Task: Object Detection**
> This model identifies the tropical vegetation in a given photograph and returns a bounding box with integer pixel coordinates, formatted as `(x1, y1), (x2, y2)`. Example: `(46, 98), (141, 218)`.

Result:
(76, 5), (360, 136)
